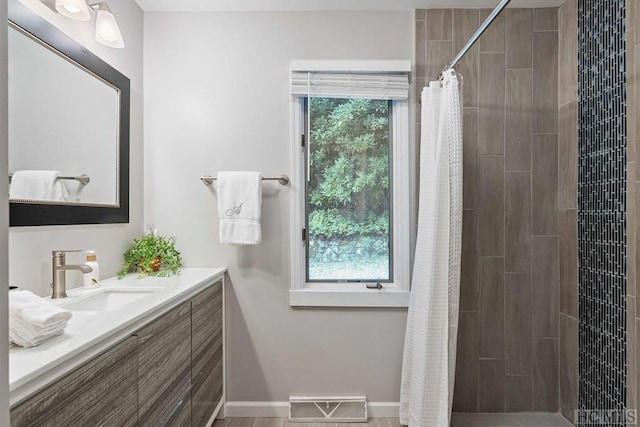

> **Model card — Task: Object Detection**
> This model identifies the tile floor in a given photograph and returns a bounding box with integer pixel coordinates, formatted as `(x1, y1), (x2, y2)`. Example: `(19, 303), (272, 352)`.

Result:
(213, 412), (574, 427)
(451, 412), (573, 426)
(213, 420), (400, 427)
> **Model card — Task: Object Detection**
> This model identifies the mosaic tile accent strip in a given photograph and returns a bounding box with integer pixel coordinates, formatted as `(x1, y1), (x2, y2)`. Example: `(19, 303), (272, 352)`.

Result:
(577, 0), (627, 425)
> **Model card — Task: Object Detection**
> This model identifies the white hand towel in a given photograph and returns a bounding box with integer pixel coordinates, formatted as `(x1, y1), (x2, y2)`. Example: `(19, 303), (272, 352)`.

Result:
(9, 315), (67, 348)
(10, 326), (65, 348)
(217, 171), (263, 245)
(9, 314), (67, 341)
(9, 290), (72, 328)
(9, 170), (70, 202)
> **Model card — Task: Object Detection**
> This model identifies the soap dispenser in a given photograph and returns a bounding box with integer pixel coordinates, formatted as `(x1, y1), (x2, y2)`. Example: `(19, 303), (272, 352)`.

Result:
(83, 251), (100, 289)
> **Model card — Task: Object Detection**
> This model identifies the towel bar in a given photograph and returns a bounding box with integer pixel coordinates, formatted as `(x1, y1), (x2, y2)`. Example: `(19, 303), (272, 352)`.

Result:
(8, 173), (90, 185)
(201, 174), (290, 186)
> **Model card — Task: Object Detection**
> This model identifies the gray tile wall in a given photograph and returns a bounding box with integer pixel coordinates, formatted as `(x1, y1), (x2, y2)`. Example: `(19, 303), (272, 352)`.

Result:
(577, 0), (627, 422)
(415, 7), (559, 413)
(558, 0), (578, 423)
(559, 2), (638, 424)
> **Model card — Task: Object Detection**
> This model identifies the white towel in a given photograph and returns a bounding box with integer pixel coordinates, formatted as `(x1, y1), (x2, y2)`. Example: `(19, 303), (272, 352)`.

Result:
(9, 314), (67, 348)
(9, 314), (67, 340)
(9, 290), (72, 327)
(217, 171), (263, 245)
(9, 291), (72, 348)
(10, 328), (65, 348)
(9, 170), (69, 202)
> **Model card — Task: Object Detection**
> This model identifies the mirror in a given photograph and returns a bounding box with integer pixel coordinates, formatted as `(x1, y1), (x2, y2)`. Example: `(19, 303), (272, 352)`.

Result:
(9, 25), (119, 205)
(8, 1), (129, 226)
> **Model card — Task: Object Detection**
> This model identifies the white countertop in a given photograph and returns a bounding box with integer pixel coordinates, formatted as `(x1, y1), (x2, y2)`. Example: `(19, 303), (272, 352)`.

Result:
(9, 267), (226, 407)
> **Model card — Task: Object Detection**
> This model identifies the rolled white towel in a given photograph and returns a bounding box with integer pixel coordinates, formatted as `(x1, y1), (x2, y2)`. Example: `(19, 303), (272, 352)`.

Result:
(9, 290), (72, 328)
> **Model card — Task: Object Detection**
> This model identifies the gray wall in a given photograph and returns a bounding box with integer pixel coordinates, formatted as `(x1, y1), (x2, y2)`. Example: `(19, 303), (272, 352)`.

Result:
(143, 11), (413, 403)
(627, 0), (639, 422)
(558, 0), (578, 422)
(415, 7), (560, 412)
(1, 0), (9, 422)
(8, 0), (144, 297)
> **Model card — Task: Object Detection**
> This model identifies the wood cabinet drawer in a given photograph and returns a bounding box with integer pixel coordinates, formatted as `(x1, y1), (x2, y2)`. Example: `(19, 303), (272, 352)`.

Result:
(136, 299), (191, 345)
(11, 336), (138, 427)
(191, 280), (223, 426)
(137, 301), (192, 426)
(192, 344), (223, 427)
(192, 280), (222, 358)
(11, 277), (225, 427)
(164, 379), (192, 427)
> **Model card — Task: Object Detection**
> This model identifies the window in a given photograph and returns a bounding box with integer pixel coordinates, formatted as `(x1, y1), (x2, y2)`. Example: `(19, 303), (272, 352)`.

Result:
(290, 60), (411, 307)
(306, 97), (393, 283)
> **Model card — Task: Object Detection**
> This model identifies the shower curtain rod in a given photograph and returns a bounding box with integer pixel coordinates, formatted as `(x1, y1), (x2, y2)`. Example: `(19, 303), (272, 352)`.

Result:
(443, 0), (512, 73)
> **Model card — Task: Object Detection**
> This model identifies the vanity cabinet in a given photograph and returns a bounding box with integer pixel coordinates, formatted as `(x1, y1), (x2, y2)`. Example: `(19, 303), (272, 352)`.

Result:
(192, 280), (223, 426)
(10, 336), (138, 427)
(10, 277), (225, 427)
(137, 301), (192, 426)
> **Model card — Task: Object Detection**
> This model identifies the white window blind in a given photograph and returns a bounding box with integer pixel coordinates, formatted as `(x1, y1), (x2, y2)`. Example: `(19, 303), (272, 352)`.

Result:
(290, 60), (410, 101)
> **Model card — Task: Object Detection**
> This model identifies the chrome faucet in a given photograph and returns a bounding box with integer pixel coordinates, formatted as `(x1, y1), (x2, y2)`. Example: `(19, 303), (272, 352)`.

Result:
(51, 250), (93, 299)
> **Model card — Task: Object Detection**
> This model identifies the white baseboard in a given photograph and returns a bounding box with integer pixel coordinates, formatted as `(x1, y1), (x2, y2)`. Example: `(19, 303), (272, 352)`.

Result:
(367, 402), (401, 418)
(224, 401), (400, 418)
(225, 401), (289, 418)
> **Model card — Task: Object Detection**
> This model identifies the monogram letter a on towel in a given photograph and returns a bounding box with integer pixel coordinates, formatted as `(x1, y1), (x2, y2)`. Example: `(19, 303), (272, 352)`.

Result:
(217, 171), (263, 245)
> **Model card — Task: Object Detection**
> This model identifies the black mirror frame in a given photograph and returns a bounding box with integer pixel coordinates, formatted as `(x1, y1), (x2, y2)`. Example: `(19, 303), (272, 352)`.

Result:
(8, 1), (130, 227)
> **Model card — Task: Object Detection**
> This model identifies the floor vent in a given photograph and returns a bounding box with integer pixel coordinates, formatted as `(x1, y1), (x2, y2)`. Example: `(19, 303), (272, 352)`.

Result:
(288, 396), (367, 423)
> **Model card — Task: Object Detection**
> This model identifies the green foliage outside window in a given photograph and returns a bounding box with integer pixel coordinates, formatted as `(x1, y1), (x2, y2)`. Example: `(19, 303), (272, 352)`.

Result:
(307, 97), (391, 240)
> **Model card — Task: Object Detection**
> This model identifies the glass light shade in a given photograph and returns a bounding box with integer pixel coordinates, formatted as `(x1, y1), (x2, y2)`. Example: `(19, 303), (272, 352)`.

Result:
(94, 3), (124, 48)
(55, 0), (91, 21)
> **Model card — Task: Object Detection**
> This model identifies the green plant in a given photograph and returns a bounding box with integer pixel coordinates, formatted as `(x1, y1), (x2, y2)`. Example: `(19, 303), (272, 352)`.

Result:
(307, 98), (391, 242)
(117, 233), (183, 279)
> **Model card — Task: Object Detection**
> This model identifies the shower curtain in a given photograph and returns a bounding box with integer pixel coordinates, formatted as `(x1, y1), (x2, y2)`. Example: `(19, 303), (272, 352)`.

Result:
(400, 69), (463, 427)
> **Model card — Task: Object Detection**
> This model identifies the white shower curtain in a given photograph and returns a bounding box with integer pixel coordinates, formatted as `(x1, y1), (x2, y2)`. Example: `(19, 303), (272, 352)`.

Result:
(400, 69), (463, 427)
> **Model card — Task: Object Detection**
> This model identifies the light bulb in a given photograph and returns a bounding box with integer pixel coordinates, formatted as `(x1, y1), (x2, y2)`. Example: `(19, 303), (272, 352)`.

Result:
(55, 0), (90, 21)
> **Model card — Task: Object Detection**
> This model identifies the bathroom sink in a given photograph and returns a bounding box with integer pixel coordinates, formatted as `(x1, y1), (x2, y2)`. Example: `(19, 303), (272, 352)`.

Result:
(62, 289), (159, 313)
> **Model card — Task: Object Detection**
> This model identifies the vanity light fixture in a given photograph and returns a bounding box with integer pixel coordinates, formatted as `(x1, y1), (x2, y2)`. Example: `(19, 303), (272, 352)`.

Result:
(90, 2), (124, 48)
(55, 0), (91, 21)
(43, 0), (125, 48)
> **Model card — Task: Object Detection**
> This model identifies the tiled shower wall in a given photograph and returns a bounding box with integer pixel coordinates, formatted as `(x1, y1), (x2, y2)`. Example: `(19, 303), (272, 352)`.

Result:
(627, 0), (639, 423)
(560, 1), (639, 424)
(558, 0), (579, 422)
(415, 8), (560, 412)
(577, 0), (627, 422)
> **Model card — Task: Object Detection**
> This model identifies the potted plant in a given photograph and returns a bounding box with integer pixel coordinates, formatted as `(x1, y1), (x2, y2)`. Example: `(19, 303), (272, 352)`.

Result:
(118, 232), (183, 279)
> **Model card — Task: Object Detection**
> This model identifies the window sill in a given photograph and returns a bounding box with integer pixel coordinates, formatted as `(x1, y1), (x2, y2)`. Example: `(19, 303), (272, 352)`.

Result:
(289, 288), (410, 308)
